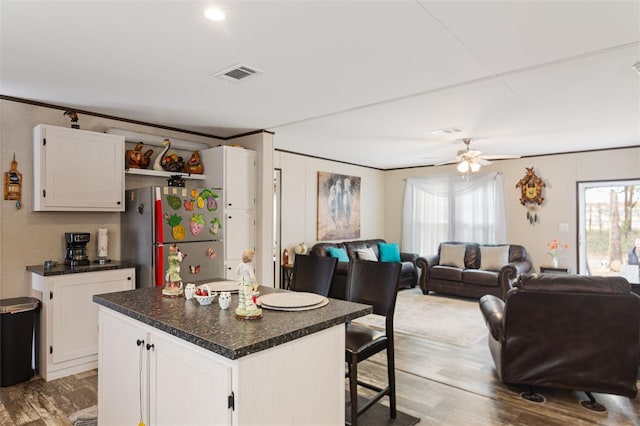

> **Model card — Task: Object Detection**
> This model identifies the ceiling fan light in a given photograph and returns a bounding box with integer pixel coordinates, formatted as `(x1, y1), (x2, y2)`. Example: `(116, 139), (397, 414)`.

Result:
(470, 161), (481, 172)
(457, 160), (469, 173)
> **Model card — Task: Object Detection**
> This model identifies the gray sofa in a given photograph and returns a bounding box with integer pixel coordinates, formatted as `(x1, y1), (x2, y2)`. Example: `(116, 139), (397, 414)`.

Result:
(416, 242), (531, 300)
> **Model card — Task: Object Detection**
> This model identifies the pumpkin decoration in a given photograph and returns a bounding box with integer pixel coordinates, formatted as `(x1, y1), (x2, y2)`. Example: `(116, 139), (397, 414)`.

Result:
(184, 150), (204, 174)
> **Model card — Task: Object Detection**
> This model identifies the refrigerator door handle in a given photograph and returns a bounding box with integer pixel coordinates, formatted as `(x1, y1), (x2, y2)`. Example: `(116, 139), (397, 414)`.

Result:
(155, 244), (164, 287)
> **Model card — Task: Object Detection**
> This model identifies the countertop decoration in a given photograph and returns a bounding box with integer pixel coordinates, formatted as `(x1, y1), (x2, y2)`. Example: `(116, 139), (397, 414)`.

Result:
(163, 243), (185, 297)
(235, 249), (262, 319)
(93, 285), (371, 360)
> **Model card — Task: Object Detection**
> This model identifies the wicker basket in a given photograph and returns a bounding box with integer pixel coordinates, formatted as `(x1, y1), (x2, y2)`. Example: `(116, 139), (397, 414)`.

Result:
(194, 284), (217, 305)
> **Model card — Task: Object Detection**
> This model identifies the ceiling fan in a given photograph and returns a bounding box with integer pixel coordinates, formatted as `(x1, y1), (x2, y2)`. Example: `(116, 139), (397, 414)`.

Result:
(437, 138), (521, 173)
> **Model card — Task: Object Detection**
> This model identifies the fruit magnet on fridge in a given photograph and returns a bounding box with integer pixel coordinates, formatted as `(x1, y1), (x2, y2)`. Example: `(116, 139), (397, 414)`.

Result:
(4, 153), (22, 209)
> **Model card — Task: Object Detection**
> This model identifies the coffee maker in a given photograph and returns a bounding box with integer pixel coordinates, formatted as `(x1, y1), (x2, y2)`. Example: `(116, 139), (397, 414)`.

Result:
(64, 232), (90, 267)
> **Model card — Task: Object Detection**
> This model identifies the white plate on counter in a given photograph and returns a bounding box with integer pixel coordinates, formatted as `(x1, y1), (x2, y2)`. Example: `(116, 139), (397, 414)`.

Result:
(258, 296), (329, 311)
(201, 280), (238, 293)
(259, 292), (324, 308)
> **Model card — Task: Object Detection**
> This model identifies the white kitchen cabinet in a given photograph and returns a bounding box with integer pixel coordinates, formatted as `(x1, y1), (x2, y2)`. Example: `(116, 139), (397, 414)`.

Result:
(202, 146), (256, 278)
(98, 306), (345, 425)
(202, 145), (256, 210)
(98, 309), (232, 426)
(33, 124), (125, 211)
(31, 268), (135, 381)
(223, 209), (256, 279)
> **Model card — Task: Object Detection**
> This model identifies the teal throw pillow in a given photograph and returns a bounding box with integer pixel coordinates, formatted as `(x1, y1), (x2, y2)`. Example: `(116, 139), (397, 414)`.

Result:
(326, 247), (349, 262)
(378, 242), (401, 262)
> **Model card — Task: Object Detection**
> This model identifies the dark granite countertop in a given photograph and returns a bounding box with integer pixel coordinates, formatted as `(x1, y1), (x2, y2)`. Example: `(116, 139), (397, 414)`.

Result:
(93, 286), (371, 360)
(27, 261), (135, 276)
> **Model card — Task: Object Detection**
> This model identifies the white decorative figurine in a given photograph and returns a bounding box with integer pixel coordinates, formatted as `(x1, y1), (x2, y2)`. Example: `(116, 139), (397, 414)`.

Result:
(163, 243), (184, 297)
(218, 291), (231, 309)
(235, 250), (262, 319)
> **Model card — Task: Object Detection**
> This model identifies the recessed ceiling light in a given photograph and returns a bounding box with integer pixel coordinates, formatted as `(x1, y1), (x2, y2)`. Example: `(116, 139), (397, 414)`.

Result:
(205, 8), (226, 21)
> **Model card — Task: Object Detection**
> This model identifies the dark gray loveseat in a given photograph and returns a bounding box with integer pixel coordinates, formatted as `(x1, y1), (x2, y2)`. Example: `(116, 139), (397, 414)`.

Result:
(310, 238), (419, 300)
(416, 242), (531, 300)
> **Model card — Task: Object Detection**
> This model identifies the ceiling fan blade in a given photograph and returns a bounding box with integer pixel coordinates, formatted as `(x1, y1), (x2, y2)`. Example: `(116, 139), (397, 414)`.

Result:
(480, 154), (522, 160)
(435, 159), (458, 166)
(474, 158), (493, 166)
(466, 149), (482, 158)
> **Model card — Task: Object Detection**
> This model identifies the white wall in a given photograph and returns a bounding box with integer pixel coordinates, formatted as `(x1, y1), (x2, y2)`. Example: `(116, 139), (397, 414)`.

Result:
(384, 147), (640, 273)
(274, 151), (386, 260)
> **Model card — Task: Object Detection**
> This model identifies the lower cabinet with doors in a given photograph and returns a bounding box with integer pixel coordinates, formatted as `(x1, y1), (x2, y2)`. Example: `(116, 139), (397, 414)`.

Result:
(30, 267), (135, 381)
(98, 308), (231, 425)
(97, 304), (347, 425)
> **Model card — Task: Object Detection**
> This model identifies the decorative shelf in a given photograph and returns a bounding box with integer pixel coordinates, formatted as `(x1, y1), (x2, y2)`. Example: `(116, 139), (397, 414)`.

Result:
(125, 168), (207, 180)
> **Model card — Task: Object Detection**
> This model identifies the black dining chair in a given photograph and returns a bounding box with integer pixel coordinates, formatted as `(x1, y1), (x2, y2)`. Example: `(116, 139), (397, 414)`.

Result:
(290, 255), (338, 297)
(345, 259), (402, 426)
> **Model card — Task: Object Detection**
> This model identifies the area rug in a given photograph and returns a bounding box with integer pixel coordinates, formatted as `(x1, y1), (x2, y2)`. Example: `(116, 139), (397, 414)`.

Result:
(352, 287), (486, 347)
(68, 405), (97, 426)
(346, 392), (420, 425)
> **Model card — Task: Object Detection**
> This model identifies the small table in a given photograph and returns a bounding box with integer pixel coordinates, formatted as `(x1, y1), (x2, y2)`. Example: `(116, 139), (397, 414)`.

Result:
(540, 266), (570, 275)
(280, 264), (294, 289)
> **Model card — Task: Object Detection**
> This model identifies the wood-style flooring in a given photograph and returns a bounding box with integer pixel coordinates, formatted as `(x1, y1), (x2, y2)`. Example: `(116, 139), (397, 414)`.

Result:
(0, 369), (96, 425)
(1, 316), (639, 425)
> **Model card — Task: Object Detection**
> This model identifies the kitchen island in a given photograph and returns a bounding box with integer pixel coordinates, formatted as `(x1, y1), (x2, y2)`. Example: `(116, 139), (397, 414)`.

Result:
(94, 286), (371, 425)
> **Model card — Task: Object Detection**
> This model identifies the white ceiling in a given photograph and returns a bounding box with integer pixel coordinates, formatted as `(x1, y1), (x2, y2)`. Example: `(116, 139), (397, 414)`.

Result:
(1, 1), (639, 169)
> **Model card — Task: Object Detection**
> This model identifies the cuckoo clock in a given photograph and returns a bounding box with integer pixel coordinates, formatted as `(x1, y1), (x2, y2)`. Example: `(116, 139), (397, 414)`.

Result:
(515, 167), (545, 224)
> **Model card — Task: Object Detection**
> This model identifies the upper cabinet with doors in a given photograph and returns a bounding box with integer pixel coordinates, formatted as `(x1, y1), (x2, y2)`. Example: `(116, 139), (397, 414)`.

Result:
(202, 146), (256, 278)
(33, 124), (125, 211)
(202, 145), (256, 210)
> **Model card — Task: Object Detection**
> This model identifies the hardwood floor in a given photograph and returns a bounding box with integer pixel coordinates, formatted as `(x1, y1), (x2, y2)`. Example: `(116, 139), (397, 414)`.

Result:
(1, 321), (639, 425)
(0, 369), (97, 425)
(359, 332), (640, 425)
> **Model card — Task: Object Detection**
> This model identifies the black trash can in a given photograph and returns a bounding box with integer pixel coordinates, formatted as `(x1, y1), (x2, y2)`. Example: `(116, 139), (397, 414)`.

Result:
(0, 297), (40, 387)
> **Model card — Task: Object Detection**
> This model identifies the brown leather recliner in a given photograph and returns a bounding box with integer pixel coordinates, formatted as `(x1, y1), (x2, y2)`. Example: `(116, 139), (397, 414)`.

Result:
(480, 274), (640, 402)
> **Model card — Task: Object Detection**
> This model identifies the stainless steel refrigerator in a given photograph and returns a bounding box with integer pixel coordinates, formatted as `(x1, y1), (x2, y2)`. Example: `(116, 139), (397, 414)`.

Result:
(121, 186), (224, 288)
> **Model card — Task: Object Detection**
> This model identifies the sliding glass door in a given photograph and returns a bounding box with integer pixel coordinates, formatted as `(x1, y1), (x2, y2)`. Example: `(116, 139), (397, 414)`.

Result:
(577, 179), (640, 283)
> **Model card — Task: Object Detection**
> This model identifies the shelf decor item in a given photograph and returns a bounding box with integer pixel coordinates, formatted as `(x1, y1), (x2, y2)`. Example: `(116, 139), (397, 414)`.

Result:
(184, 150), (204, 174)
(63, 109), (79, 129)
(126, 142), (153, 169)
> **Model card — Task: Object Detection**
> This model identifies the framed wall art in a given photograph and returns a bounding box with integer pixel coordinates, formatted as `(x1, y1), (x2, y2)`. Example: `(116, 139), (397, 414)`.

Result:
(317, 172), (361, 241)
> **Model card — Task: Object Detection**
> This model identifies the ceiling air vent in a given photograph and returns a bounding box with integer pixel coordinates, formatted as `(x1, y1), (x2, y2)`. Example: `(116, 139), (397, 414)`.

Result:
(213, 64), (262, 82)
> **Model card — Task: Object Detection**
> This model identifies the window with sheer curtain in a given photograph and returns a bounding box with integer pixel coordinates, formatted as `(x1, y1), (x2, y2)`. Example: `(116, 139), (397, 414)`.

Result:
(401, 173), (507, 255)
